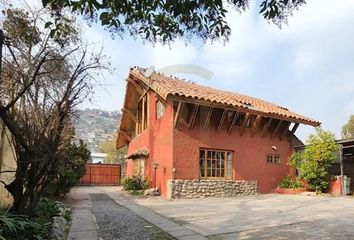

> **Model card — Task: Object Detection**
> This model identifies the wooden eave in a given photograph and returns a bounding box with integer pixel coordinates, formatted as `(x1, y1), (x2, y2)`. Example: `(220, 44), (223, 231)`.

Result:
(168, 95), (320, 127)
(116, 76), (148, 149)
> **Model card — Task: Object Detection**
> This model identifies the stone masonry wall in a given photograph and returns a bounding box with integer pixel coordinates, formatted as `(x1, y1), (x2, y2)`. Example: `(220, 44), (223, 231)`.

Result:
(167, 179), (257, 199)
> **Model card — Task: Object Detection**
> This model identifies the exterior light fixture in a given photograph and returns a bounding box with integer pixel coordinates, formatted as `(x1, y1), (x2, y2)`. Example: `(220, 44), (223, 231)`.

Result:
(152, 162), (159, 195)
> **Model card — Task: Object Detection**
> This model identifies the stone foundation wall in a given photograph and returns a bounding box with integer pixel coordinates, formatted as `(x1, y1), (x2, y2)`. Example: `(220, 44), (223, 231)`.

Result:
(167, 179), (257, 199)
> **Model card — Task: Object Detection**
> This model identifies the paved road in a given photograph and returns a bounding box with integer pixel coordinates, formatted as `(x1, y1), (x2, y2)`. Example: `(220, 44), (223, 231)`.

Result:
(67, 187), (354, 240)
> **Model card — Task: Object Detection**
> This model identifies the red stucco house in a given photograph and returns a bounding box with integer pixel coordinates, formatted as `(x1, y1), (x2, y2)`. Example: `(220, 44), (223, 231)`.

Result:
(116, 67), (320, 198)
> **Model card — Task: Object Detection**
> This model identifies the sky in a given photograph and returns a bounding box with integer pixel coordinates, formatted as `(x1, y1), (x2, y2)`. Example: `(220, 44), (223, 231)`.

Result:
(76, 0), (354, 141)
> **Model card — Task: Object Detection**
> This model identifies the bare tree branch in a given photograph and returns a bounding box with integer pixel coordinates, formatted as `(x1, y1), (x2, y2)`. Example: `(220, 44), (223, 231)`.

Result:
(0, 170), (16, 173)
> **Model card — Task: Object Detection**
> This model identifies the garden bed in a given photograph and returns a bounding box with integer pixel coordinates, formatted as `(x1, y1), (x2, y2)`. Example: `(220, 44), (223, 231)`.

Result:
(273, 187), (308, 194)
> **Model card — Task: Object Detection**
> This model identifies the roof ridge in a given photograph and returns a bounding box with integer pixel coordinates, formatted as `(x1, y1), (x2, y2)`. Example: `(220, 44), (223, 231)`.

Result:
(129, 66), (320, 126)
(135, 67), (287, 109)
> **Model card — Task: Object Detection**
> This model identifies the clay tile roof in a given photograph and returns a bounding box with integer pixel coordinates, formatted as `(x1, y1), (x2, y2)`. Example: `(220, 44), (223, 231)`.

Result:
(127, 149), (149, 159)
(130, 67), (320, 126)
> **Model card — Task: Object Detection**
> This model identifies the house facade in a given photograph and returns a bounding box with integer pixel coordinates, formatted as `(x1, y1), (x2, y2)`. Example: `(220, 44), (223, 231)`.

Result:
(117, 67), (320, 198)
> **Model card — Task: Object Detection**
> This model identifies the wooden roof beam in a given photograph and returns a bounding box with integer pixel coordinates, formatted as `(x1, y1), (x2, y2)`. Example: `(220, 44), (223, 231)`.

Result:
(119, 130), (132, 142)
(280, 121), (291, 140)
(188, 104), (199, 129)
(228, 112), (239, 134)
(174, 101), (184, 128)
(251, 115), (262, 137)
(271, 120), (283, 139)
(169, 95), (319, 127)
(240, 113), (250, 136)
(287, 123), (300, 142)
(127, 78), (144, 95)
(154, 93), (167, 105)
(217, 109), (227, 132)
(138, 89), (149, 102)
(203, 107), (213, 131)
(122, 107), (138, 123)
(262, 118), (273, 138)
(142, 95), (146, 129)
(290, 123), (299, 135)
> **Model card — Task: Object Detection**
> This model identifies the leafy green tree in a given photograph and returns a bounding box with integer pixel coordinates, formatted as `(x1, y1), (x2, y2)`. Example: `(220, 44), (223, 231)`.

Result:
(99, 132), (127, 164)
(46, 140), (91, 195)
(288, 128), (338, 193)
(42, 0), (306, 44)
(342, 115), (354, 139)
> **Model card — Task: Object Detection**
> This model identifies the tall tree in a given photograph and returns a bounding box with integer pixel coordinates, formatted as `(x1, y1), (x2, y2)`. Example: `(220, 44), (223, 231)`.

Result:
(42, 0), (307, 44)
(342, 115), (354, 139)
(0, 5), (107, 214)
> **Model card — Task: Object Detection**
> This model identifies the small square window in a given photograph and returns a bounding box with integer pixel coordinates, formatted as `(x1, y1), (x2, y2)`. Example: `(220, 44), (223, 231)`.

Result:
(266, 154), (280, 165)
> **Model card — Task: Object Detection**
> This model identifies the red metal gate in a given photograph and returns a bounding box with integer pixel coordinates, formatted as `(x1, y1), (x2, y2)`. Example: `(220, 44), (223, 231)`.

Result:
(80, 164), (121, 185)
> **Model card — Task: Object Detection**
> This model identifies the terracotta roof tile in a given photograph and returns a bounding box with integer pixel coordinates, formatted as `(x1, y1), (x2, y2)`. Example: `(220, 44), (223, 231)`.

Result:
(130, 67), (320, 126)
(127, 149), (149, 159)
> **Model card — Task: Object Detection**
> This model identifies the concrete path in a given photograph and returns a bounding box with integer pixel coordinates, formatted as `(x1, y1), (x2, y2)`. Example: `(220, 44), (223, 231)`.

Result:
(66, 187), (99, 240)
(66, 186), (207, 240)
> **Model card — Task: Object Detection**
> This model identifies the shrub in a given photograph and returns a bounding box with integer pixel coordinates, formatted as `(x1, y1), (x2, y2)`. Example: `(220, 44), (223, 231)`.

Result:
(63, 209), (72, 222)
(278, 176), (304, 189)
(288, 128), (338, 193)
(45, 140), (90, 196)
(0, 208), (49, 240)
(23, 221), (50, 240)
(35, 198), (60, 225)
(122, 176), (149, 191)
(0, 208), (26, 239)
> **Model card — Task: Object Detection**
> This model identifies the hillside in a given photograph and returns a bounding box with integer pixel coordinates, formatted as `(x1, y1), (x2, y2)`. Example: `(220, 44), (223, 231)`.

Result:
(74, 108), (121, 152)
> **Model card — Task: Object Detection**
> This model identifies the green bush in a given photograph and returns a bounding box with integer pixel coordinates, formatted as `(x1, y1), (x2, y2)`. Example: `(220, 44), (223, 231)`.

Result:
(23, 221), (50, 240)
(35, 198), (60, 225)
(278, 176), (304, 189)
(0, 208), (26, 238)
(63, 209), (72, 222)
(45, 140), (90, 196)
(0, 208), (49, 240)
(122, 176), (149, 191)
(288, 128), (338, 193)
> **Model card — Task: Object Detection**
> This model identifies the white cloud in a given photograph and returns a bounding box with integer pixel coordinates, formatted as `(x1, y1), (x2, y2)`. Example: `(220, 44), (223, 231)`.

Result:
(292, 47), (317, 70)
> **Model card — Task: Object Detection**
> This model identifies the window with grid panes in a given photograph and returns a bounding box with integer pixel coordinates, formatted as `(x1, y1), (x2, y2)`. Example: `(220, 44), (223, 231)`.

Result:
(199, 149), (233, 179)
(133, 159), (145, 177)
(266, 154), (280, 165)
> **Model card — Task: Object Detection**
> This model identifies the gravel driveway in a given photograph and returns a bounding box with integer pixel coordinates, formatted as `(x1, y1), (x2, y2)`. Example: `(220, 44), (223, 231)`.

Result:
(92, 193), (174, 240)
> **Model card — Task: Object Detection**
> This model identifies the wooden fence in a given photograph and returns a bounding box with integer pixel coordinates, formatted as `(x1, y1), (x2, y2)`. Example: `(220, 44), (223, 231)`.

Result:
(80, 163), (121, 185)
